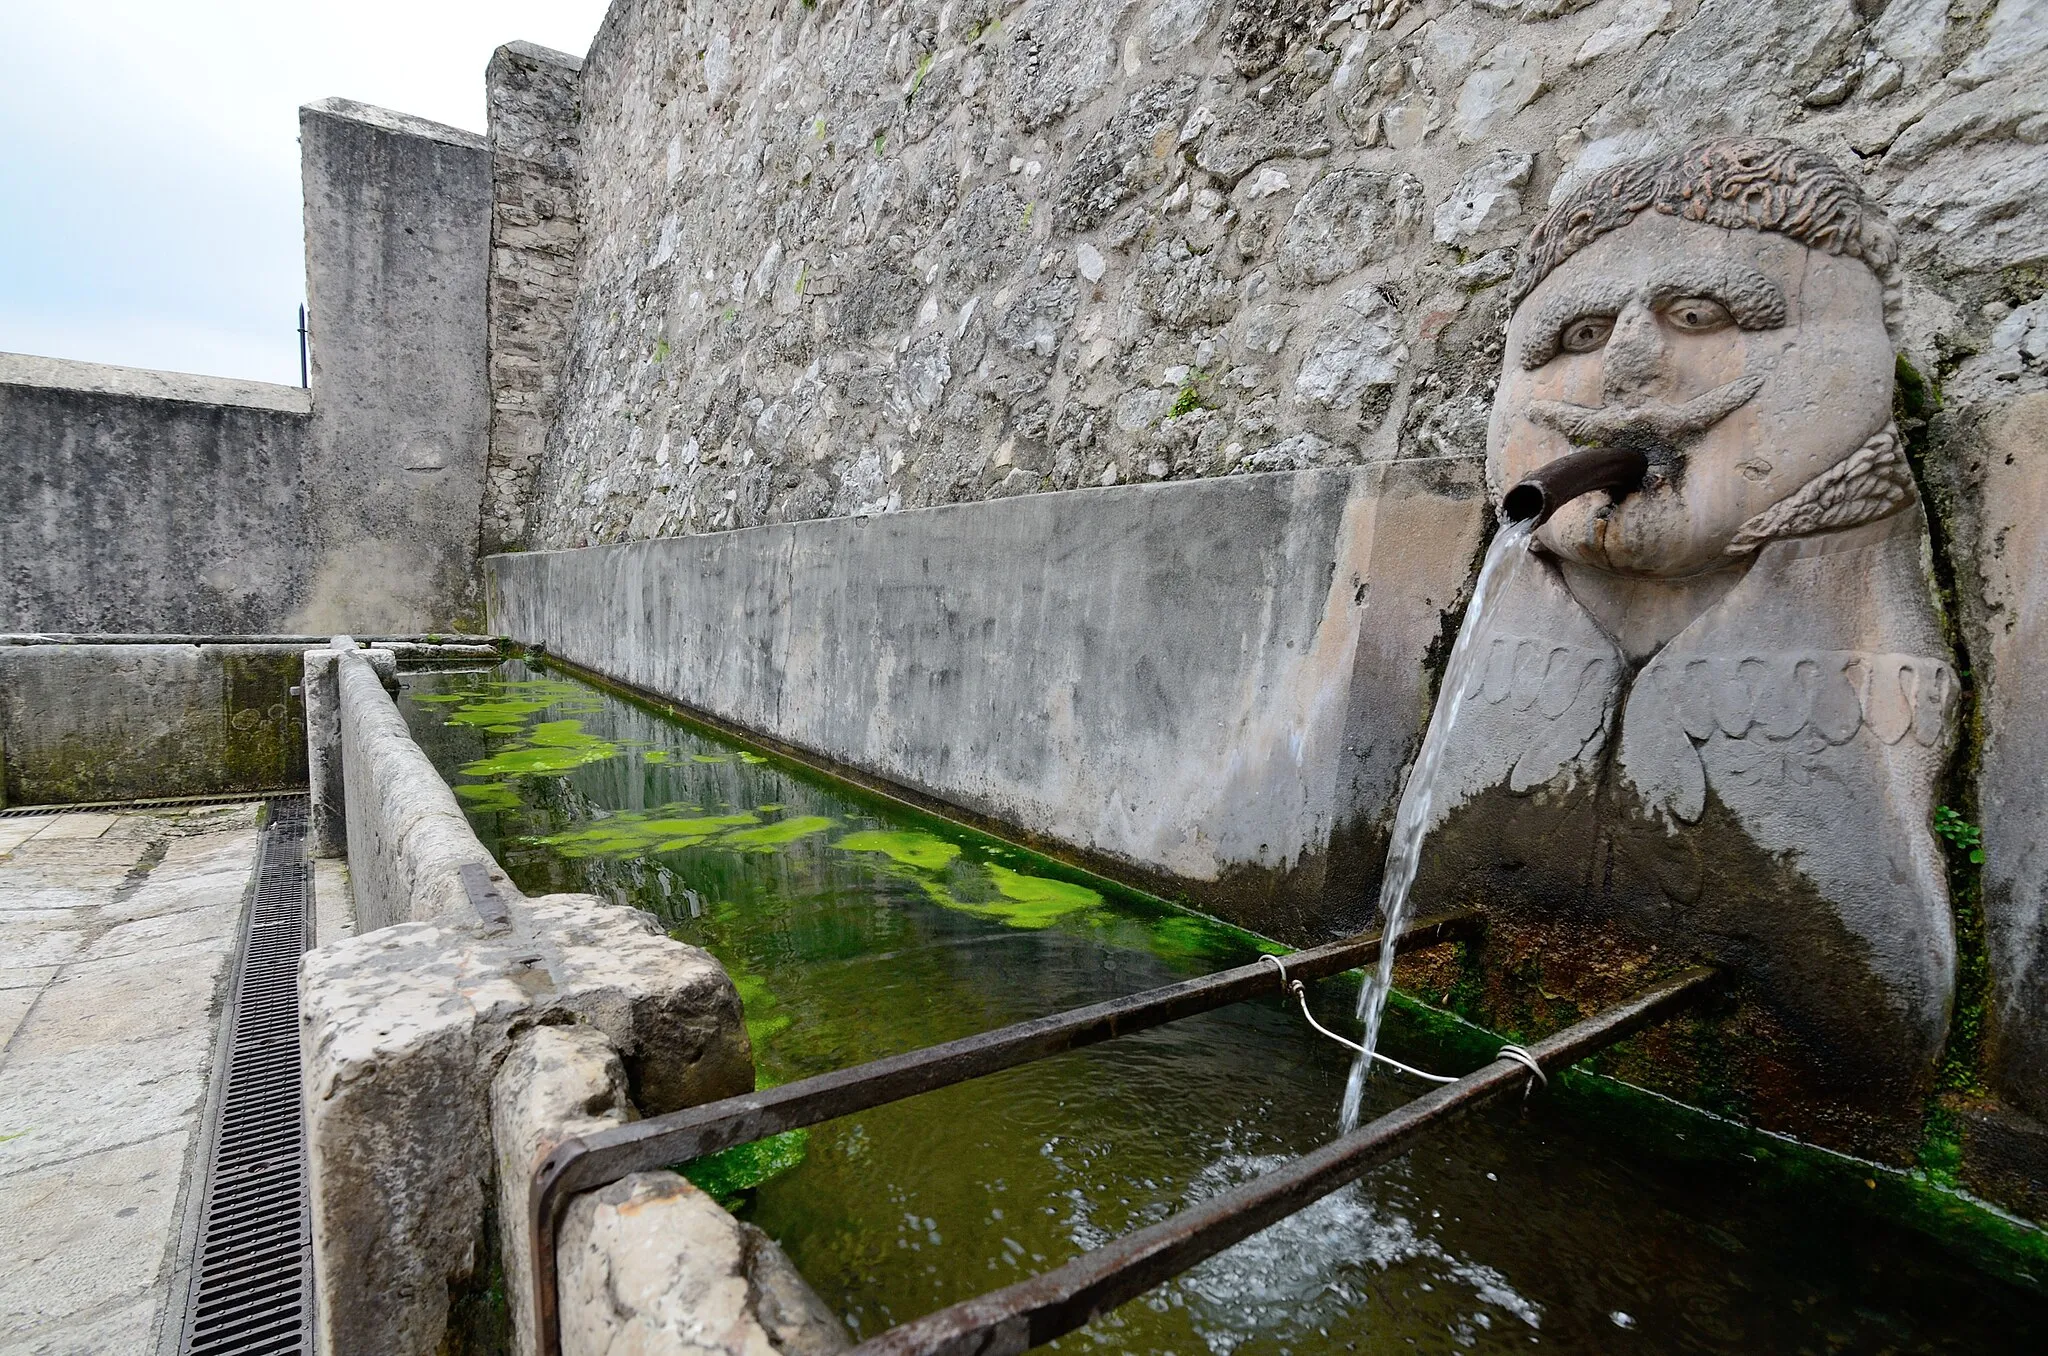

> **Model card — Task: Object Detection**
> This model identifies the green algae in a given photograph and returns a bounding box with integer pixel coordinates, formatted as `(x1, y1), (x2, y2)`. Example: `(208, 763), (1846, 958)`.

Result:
(837, 829), (962, 872)
(981, 863), (1102, 926)
(723, 816), (836, 850)
(460, 719), (620, 778)
(456, 782), (523, 813)
(691, 754), (730, 764)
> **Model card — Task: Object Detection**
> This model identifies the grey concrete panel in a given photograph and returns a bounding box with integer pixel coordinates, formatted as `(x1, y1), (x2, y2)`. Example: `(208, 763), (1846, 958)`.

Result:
(488, 468), (1485, 939)
(0, 644), (307, 806)
(0, 371), (311, 634)
(297, 98), (492, 633)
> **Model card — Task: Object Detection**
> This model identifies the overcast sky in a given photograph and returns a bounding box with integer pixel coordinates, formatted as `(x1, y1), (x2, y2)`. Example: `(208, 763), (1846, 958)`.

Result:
(0, 1), (612, 386)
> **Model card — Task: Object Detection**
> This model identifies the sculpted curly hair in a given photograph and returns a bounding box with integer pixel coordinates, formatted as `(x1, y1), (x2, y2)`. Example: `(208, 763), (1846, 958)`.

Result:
(1512, 138), (1901, 332)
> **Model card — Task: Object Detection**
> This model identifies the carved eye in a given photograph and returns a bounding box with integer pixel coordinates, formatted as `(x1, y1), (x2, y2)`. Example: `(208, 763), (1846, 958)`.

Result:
(1664, 297), (1733, 332)
(1559, 315), (1614, 353)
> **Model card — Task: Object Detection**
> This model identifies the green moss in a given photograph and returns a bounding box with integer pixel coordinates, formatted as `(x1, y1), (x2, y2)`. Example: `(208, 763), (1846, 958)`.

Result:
(681, 1130), (809, 1207)
(836, 829), (962, 871)
(652, 337), (671, 364)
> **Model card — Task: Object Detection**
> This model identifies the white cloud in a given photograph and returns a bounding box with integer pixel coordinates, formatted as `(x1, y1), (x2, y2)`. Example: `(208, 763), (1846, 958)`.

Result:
(0, 1), (612, 384)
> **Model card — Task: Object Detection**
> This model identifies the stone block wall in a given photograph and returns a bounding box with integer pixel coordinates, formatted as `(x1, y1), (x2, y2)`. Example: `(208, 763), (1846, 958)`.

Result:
(297, 99), (494, 634)
(484, 44), (587, 556)
(523, 0), (2045, 550)
(4, 98), (498, 636)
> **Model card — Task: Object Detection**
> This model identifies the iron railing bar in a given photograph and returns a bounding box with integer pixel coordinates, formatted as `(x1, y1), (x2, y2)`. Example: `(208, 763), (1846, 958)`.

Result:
(529, 910), (1483, 1356)
(849, 966), (1719, 1356)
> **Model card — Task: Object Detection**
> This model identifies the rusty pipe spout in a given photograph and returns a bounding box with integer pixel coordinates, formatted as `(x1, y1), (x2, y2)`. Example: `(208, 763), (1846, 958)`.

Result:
(1501, 445), (1650, 525)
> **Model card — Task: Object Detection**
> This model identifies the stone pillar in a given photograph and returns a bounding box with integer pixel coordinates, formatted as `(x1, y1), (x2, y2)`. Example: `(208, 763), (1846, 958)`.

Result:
(302, 636), (352, 859)
(295, 98), (492, 634)
(484, 42), (584, 555)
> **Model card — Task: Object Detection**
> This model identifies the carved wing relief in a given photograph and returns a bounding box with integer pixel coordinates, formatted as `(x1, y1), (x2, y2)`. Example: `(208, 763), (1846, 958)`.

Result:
(1463, 634), (1624, 794)
(1623, 650), (1958, 824)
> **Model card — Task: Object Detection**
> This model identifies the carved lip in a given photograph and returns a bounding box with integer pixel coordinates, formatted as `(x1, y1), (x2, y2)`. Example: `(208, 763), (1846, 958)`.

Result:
(1524, 373), (1765, 449)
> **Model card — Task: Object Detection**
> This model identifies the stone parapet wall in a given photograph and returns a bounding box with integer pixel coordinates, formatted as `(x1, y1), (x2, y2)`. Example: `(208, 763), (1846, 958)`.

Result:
(0, 642), (307, 807)
(489, 464), (1484, 940)
(525, 0), (2045, 548)
(334, 647), (500, 930)
(0, 354), (312, 633)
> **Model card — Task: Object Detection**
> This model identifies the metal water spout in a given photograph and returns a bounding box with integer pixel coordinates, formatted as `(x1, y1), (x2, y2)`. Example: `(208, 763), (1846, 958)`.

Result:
(1501, 446), (1650, 525)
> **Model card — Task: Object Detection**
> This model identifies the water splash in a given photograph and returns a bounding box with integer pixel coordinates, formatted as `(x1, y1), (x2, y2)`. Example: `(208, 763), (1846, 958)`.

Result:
(1339, 519), (1535, 1132)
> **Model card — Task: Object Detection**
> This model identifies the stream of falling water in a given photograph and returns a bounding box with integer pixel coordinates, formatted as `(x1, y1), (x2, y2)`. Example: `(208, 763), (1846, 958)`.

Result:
(1339, 518), (1536, 1132)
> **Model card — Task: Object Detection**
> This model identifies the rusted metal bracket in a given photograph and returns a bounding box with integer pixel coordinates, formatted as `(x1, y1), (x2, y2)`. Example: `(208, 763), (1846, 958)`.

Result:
(529, 910), (1484, 1356)
(850, 966), (1719, 1356)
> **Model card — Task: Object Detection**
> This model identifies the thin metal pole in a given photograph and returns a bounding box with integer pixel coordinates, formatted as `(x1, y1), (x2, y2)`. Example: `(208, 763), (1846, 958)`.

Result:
(298, 305), (309, 389)
(529, 912), (1484, 1356)
(850, 967), (1719, 1356)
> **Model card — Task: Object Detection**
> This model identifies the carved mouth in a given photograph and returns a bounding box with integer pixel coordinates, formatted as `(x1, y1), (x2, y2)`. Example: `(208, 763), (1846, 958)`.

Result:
(1524, 373), (1765, 449)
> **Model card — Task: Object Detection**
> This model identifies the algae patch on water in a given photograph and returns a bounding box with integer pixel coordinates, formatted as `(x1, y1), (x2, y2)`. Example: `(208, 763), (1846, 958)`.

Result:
(837, 829), (962, 871)
(724, 816), (836, 850)
(461, 719), (620, 778)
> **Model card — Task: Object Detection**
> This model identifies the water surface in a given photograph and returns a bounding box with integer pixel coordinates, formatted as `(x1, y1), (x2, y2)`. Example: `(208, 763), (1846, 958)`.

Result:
(403, 662), (2044, 1355)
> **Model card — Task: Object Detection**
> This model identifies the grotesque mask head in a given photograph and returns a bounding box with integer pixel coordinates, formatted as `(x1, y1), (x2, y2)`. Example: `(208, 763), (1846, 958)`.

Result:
(1489, 139), (1903, 578)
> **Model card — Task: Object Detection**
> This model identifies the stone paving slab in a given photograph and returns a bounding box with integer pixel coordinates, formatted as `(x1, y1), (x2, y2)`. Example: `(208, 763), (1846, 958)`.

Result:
(33, 813), (120, 840)
(0, 805), (261, 1356)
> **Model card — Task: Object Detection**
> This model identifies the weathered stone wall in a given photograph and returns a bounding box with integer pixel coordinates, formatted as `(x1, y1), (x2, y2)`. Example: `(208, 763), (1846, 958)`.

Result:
(490, 465), (1484, 940)
(0, 354), (312, 633)
(296, 99), (494, 633)
(484, 44), (587, 555)
(527, 0), (2042, 549)
(0, 641), (307, 806)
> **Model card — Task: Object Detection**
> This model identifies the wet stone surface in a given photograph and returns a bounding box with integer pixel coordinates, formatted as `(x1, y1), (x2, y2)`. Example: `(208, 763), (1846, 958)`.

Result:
(402, 661), (2048, 1355)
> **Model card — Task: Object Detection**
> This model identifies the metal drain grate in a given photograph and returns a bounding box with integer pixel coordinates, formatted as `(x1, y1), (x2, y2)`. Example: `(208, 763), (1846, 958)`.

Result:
(178, 799), (313, 1356)
(0, 791), (306, 818)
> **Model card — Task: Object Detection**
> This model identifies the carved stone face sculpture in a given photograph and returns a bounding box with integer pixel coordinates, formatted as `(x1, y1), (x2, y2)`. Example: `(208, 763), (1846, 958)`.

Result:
(1487, 140), (1905, 581)
(1410, 140), (1957, 1155)
(1492, 213), (1894, 577)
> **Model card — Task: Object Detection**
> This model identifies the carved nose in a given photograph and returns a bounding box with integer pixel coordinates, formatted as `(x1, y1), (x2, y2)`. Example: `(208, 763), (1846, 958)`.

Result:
(1600, 300), (1664, 407)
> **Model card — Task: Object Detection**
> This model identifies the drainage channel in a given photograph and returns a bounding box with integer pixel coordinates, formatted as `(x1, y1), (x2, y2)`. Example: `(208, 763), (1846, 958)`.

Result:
(176, 798), (314, 1356)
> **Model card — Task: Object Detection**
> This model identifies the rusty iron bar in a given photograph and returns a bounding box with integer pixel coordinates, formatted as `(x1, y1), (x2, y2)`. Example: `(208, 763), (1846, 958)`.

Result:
(529, 910), (1484, 1356)
(847, 966), (1719, 1356)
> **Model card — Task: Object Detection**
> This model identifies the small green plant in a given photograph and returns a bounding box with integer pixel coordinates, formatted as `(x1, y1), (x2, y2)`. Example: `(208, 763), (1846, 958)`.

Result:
(1168, 371), (1209, 419)
(651, 337), (671, 363)
(873, 130), (887, 155)
(1933, 806), (1984, 863)
(906, 51), (935, 104)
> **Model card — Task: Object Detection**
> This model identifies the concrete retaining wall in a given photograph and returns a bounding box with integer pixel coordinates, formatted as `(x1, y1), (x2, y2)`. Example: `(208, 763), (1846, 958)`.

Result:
(0, 354), (311, 633)
(0, 642), (306, 806)
(488, 464), (1484, 940)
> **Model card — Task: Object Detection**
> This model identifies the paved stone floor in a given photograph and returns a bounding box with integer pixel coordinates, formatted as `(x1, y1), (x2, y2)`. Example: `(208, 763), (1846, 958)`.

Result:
(0, 805), (263, 1356)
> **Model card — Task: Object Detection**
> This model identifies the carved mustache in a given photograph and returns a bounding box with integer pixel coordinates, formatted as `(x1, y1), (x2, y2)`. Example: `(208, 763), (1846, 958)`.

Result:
(1525, 374), (1765, 446)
